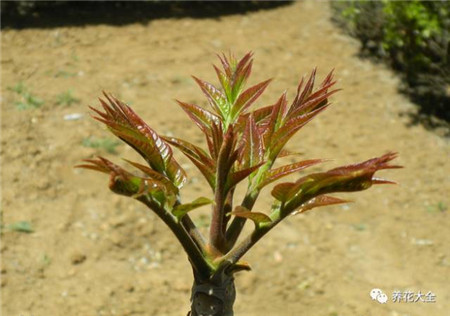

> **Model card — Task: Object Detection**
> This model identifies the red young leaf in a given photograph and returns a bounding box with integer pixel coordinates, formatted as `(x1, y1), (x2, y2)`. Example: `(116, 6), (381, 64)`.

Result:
(210, 120), (224, 160)
(271, 182), (296, 202)
(225, 162), (265, 193)
(91, 93), (186, 188)
(235, 104), (274, 133)
(238, 113), (264, 169)
(76, 157), (172, 202)
(229, 206), (272, 227)
(163, 136), (216, 189)
(259, 159), (325, 188)
(217, 53), (232, 77)
(292, 195), (349, 215)
(232, 79), (272, 119)
(192, 77), (227, 116)
(291, 68), (317, 111)
(231, 52), (253, 86)
(122, 159), (179, 194)
(269, 105), (328, 159)
(231, 61), (252, 103)
(261, 93), (288, 151)
(288, 69), (336, 117)
(176, 100), (220, 137)
(288, 87), (338, 119)
(282, 153), (401, 211)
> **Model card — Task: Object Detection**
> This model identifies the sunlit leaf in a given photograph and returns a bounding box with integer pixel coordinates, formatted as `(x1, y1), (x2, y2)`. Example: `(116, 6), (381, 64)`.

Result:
(91, 93), (186, 188)
(292, 195), (349, 215)
(259, 159), (325, 188)
(122, 159), (179, 194)
(163, 137), (216, 189)
(226, 162), (264, 193)
(232, 79), (272, 118)
(283, 153), (401, 211)
(76, 157), (174, 206)
(229, 206), (272, 228)
(238, 114), (264, 169)
(192, 77), (227, 117)
(172, 197), (213, 221)
(262, 92), (288, 150)
(176, 100), (221, 136)
(271, 182), (296, 202)
(269, 105), (328, 159)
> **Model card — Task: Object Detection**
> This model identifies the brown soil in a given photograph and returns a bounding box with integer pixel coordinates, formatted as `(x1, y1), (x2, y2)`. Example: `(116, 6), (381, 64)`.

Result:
(1, 2), (449, 316)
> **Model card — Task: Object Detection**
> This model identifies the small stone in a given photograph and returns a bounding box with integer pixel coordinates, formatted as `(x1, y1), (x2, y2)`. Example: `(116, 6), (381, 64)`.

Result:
(273, 251), (283, 263)
(67, 268), (76, 276)
(70, 252), (86, 265)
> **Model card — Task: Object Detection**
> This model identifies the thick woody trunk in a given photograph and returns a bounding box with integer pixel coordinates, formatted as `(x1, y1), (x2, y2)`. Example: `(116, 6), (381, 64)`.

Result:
(188, 268), (236, 316)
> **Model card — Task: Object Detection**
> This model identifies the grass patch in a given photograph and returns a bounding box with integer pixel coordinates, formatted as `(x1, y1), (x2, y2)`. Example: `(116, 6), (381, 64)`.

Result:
(82, 136), (121, 154)
(56, 89), (80, 106)
(9, 82), (44, 110)
(7, 221), (34, 233)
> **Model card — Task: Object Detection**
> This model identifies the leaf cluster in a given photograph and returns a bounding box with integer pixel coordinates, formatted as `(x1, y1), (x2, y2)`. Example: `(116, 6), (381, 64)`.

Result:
(77, 52), (400, 278)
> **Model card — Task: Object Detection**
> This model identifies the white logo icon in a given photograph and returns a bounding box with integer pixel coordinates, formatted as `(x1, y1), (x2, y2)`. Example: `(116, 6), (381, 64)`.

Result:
(370, 288), (388, 304)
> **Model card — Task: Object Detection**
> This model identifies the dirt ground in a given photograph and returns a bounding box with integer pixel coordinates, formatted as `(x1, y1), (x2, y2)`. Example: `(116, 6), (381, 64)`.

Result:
(1, 2), (449, 316)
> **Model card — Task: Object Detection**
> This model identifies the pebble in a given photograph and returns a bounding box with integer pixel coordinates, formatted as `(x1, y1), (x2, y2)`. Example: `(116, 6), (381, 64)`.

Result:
(273, 251), (283, 263)
(412, 238), (433, 246)
(63, 113), (84, 121)
(70, 252), (87, 265)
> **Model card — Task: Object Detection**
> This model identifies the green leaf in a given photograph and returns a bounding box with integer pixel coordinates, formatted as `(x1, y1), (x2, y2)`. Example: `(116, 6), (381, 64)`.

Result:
(213, 64), (231, 101)
(172, 197), (213, 221)
(229, 206), (272, 228)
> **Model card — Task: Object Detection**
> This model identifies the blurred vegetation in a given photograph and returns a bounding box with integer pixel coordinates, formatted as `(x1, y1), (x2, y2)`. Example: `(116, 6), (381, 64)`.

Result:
(331, 1), (449, 132)
(81, 136), (121, 154)
(8, 81), (44, 110)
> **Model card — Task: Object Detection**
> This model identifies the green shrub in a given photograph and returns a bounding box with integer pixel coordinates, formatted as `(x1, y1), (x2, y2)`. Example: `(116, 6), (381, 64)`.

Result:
(332, 0), (450, 125)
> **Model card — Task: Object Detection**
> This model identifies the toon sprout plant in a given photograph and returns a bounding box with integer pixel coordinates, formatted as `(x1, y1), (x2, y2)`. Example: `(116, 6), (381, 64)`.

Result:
(77, 52), (400, 316)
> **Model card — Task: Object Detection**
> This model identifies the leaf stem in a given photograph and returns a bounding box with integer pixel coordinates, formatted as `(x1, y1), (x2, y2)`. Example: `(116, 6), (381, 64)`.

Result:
(210, 128), (234, 252)
(181, 215), (207, 250)
(219, 217), (282, 266)
(137, 196), (212, 277)
(225, 190), (258, 250)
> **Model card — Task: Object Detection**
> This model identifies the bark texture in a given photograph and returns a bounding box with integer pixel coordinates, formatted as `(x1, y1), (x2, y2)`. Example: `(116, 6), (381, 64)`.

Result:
(189, 268), (236, 316)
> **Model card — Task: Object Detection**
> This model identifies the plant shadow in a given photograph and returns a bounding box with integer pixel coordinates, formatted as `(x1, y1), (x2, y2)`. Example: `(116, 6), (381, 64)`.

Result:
(1, 1), (293, 30)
